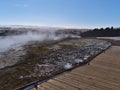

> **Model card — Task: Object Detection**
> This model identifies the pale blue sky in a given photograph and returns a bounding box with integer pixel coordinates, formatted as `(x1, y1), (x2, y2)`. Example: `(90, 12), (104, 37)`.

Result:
(0, 0), (120, 28)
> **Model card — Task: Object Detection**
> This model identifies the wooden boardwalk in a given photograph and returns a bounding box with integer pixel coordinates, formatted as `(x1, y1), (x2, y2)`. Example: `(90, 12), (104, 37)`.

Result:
(31, 46), (120, 90)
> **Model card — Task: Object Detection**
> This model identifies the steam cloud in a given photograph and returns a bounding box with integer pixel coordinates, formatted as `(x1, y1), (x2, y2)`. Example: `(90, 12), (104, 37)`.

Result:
(0, 30), (67, 56)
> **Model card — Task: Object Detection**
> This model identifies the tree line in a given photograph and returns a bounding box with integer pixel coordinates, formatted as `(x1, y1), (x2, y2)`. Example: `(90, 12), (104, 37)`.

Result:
(81, 27), (120, 37)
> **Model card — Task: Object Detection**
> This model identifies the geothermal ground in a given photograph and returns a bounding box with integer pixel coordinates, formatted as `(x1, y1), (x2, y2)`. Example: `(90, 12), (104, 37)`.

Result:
(0, 37), (111, 90)
(0, 28), (112, 90)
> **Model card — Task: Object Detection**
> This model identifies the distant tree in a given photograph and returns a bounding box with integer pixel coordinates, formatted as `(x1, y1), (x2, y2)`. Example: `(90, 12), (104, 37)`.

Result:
(105, 27), (110, 30)
(111, 26), (114, 30)
(80, 26), (120, 37)
(100, 28), (104, 30)
(94, 28), (99, 30)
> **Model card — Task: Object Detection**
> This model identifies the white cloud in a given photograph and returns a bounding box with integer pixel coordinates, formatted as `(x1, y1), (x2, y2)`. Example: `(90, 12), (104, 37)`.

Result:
(15, 4), (29, 8)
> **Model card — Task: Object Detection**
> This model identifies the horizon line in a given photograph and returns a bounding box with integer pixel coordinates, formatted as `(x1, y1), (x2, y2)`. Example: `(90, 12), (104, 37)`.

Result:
(0, 24), (119, 30)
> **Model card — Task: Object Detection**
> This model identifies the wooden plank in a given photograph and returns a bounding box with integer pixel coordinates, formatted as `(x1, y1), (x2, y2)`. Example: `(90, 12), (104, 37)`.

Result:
(69, 73), (120, 89)
(38, 83), (58, 90)
(70, 72), (120, 87)
(73, 65), (120, 82)
(37, 85), (48, 90)
(54, 75), (101, 90)
(63, 73), (115, 90)
(91, 62), (120, 73)
(72, 69), (120, 84)
(48, 79), (78, 90)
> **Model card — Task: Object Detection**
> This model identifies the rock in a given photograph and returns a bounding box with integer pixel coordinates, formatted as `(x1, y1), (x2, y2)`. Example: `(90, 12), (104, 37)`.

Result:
(64, 63), (73, 70)
(19, 76), (24, 80)
(74, 59), (83, 63)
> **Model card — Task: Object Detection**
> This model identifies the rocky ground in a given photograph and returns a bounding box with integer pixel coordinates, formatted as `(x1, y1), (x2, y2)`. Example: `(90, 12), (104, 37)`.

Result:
(0, 38), (111, 90)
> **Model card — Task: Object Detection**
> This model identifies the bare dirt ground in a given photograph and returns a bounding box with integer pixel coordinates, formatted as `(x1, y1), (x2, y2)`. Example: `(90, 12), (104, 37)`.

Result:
(32, 46), (120, 90)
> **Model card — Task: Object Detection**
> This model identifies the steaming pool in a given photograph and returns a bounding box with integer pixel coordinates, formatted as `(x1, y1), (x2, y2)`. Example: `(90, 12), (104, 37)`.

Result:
(0, 32), (66, 57)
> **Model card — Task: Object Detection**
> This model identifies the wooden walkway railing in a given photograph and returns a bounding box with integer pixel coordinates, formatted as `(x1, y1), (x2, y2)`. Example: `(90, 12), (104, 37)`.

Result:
(31, 46), (120, 90)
